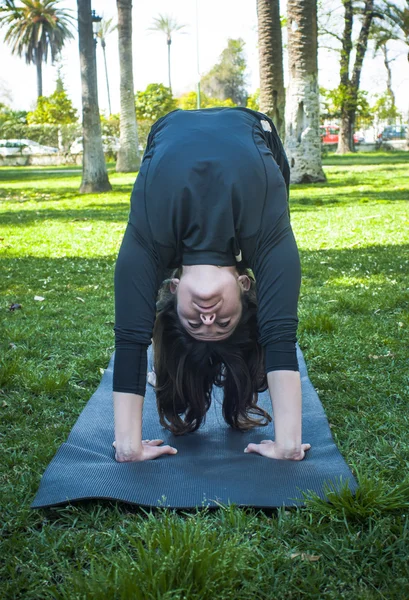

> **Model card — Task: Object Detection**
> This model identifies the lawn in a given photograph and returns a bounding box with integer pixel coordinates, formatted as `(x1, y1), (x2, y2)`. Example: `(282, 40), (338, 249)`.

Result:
(1, 152), (409, 599)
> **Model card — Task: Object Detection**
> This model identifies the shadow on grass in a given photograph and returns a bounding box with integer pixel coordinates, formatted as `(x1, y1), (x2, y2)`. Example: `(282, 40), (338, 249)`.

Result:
(0, 163), (119, 184)
(290, 187), (409, 210)
(322, 150), (409, 166)
(0, 182), (133, 201)
(1, 243), (407, 297)
(1, 188), (407, 226)
(0, 202), (131, 224)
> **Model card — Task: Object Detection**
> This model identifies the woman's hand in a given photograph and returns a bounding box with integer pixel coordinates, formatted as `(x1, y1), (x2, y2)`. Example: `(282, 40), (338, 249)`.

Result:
(113, 439), (178, 462)
(244, 439), (311, 460)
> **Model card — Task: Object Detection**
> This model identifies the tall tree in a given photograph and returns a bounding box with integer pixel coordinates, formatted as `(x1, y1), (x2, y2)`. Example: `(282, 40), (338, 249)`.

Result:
(201, 38), (248, 106)
(256, 0), (285, 138)
(285, 0), (325, 183)
(148, 14), (186, 92)
(382, 0), (409, 147)
(371, 23), (396, 108)
(77, 0), (111, 193)
(27, 72), (78, 124)
(116, 0), (139, 173)
(96, 16), (117, 116)
(0, 0), (74, 98)
(336, 0), (379, 153)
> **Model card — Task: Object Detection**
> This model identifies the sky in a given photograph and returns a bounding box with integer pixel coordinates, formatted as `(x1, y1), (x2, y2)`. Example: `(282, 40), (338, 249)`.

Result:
(0, 0), (408, 117)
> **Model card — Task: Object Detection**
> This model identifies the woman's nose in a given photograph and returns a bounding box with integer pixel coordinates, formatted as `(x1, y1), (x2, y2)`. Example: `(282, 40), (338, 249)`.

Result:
(200, 313), (216, 325)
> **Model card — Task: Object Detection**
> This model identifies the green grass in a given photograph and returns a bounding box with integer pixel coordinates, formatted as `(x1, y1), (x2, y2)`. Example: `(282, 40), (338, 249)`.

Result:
(1, 151), (409, 599)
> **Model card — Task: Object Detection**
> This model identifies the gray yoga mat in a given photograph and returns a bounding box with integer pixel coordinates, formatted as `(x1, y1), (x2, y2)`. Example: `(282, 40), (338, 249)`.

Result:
(32, 345), (357, 509)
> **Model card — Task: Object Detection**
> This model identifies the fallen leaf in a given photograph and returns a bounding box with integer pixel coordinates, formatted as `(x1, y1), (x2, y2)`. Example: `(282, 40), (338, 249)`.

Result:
(2, 401), (8, 408)
(34, 296), (45, 302)
(9, 303), (22, 311)
(99, 368), (105, 375)
(9, 342), (17, 349)
(368, 352), (394, 360)
(291, 553), (321, 562)
(76, 297), (85, 303)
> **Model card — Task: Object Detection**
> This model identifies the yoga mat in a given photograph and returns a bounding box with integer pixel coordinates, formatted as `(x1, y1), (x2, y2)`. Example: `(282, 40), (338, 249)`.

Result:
(32, 346), (357, 509)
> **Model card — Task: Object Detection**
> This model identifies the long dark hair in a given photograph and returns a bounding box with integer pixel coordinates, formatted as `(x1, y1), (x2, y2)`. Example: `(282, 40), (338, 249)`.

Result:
(152, 269), (271, 436)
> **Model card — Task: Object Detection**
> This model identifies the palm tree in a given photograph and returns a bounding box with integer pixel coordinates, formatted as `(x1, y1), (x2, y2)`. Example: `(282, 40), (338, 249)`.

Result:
(148, 14), (186, 92)
(96, 16), (117, 116)
(77, 0), (111, 193)
(116, 0), (139, 173)
(256, 0), (285, 139)
(0, 0), (74, 99)
(285, 0), (325, 183)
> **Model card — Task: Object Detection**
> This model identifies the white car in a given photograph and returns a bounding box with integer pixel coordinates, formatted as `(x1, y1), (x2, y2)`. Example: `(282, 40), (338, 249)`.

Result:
(70, 136), (120, 154)
(0, 139), (58, 155)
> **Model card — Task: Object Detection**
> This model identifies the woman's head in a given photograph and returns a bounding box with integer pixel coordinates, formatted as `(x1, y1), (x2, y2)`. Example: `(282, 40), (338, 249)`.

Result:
(169, 265), (251, 341)
(153, 268), (271, 435)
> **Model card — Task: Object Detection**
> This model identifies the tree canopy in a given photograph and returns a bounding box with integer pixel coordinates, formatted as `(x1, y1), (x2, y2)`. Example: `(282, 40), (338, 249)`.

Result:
(0, 0), (74, 97)
(135, 83), (177, 122)
(201, 38), (248, 106)
(177, 91), (236, 110)
(27, 74), (77, 125)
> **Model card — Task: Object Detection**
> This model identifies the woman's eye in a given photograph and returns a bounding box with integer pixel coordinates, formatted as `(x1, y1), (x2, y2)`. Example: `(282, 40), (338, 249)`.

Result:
(188, 322), (202, 329)
(217, 321), (231, 328)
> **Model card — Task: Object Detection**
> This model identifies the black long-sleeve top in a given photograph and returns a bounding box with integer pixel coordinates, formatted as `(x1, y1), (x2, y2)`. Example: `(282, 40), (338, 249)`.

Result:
(113, 107), (301, 396)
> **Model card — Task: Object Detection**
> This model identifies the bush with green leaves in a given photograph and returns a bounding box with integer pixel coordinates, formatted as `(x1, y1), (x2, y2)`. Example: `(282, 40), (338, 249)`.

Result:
(135, 83), (177, 123)
(27, 76), (78, 126)
(177, 91), (236, 110)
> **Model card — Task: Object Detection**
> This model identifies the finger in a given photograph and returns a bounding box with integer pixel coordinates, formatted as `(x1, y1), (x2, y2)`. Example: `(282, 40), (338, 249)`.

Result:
(244, 443), (260, 454)
(142, 439), (150, 443)
(112, 441), (116, 448)
(147, 439), (164, 446)
(260, 439), (273, 444)
(153, 445), (178, 457)
(302, 443), (311, 452)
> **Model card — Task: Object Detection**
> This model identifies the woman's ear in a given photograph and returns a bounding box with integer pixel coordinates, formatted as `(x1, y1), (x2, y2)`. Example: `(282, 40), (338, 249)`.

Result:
(169, 278), (180, 294)
(237, 274), (251, 292)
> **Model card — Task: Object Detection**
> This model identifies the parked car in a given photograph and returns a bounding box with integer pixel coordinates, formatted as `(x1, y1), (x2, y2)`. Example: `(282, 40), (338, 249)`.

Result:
(0, 139), (58, 155)
(320, 126), (363, 145)
(377, 125), (407, 142)
(70, 136), (120, 154)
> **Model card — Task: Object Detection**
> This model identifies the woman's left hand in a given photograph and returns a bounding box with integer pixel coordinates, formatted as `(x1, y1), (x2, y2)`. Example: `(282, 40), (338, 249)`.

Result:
(244, 439), (311, 460)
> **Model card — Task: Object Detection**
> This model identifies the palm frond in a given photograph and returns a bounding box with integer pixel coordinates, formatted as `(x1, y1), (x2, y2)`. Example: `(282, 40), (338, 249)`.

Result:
(97, 15), (117, 42)
(147, 13), (187, 37)
(0, 0), (75, 65)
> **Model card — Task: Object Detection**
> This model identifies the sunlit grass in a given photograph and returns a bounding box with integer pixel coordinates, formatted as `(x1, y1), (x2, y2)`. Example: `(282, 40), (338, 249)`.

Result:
(1, 151), (409, 598)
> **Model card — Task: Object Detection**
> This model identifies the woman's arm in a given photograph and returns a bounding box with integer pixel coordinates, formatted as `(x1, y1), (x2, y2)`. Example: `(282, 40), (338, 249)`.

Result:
(244, 371), (310, 460)
(113, 219), (177, 462)
(113, 391), (177, 462)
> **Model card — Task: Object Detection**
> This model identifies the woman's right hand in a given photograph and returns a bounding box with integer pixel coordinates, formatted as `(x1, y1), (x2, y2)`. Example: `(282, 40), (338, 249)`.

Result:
(113, 439), (178, 462)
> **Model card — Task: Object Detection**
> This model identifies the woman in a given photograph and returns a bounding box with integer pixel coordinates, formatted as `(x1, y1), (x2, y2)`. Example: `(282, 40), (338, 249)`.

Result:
(113, 107), (311, 462)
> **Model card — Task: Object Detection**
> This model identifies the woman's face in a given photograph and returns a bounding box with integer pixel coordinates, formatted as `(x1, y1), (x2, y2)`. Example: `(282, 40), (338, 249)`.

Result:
(171, 265), (250, 341)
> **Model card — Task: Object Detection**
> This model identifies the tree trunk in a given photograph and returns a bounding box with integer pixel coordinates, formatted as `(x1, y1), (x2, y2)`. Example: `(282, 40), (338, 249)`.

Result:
(338, 0), (375, 154)
(35, 47), (43, 98)
(167, 39), (172, 92)
(101, 40), (112, 115)
(382, 45), (395, 105)
(116, 0), (140, 173)
(337, 0), (353, 153)
(285, 0), (326, 183)
(77, 0), (111, 193)
(407, 53), (409, 150)
(257, 0), (285, 139)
